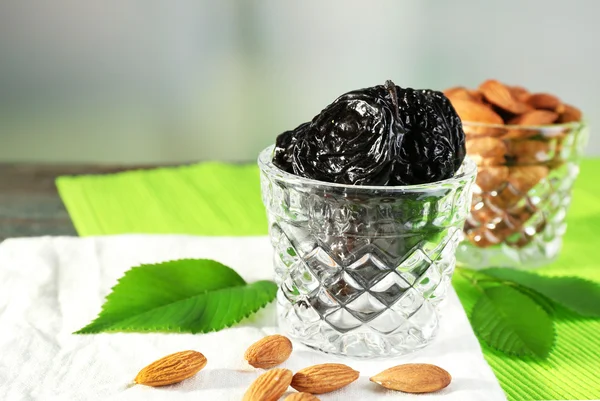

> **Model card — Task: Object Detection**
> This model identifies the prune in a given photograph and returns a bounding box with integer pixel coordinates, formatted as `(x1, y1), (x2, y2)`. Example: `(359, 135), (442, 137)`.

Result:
(273, 122), (308, 174)
(292, 84), (399, 185)
(273, 80), (466, 186)
(392, 88), (466, 185)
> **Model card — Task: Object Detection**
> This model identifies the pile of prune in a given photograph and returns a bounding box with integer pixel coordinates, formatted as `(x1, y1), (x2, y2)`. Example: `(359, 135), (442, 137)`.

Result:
(273, 80), (466, 186)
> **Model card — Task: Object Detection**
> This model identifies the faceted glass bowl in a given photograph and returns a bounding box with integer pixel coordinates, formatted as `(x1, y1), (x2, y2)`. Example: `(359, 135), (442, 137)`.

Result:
(258, 146), (476, 358)
(457, 121), (588, 269)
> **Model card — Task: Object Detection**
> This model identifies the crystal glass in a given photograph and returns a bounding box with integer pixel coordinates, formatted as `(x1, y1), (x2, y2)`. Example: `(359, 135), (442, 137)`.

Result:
(258, 146), (476, 358)
(457, 121), (588, 269)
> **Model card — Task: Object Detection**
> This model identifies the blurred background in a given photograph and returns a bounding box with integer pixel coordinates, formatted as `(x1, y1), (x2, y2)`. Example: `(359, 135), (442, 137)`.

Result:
(1, 0), (598, 164)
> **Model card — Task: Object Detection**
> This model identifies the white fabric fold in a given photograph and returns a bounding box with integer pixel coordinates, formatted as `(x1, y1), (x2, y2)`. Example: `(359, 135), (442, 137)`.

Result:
(0, 235), (506, 401)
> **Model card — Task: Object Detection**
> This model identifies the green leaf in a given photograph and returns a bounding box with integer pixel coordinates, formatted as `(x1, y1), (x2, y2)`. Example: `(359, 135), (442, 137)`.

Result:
(471, 285), (555, 358)
(514, 285), (555, 315)
(481, 268), (600, 317)
(76, 259), (277, 334)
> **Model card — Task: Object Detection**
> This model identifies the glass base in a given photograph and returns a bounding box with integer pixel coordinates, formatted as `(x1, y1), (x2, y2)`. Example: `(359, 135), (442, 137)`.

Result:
(277, 292), (439, 358)
(456, 237), (562, 269)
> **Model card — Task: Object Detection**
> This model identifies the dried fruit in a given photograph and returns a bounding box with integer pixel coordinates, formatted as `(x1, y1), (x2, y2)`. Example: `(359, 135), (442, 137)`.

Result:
(291, 363), (359, 394)
(444, 86), (479, 102)
(493, 166), (549, 208)
(446, 80), (582, 127)
(503, 110), (559, 139)
(476, 166), (509, 192)
(527, 93), (561, 110)
(508, 110), (559, 126)
(370, 363), (451, 394)
(465, 224), (504, 248)
(558, 103), (583, 123)
(510, 85), (530, 102)
(244, 335), (293, 369)
(469, 199), (497, 224)
(273, 124), (307, 174)
(451, 98), (504, 125)
(285, 393), (320, 401)
(506, 204), (536, 231)
(507, 140), (553, 164)
(479, 80), (528, 114)
(465, 137), (506, 166)
(509, 166), (549, 194)
(134, 350), (207, 387)
(273, 80), (466, 186)
(243, 368), (293, 401)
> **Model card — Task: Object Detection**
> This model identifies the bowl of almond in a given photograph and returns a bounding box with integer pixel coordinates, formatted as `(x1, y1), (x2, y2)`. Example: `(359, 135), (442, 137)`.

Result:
(445, 80), (588, 268)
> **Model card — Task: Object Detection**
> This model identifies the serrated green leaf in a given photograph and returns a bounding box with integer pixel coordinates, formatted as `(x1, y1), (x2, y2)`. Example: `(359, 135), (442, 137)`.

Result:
(514, 285), (555, 315)
(481, 268), (600, 317)
(472, 285), (555, 358)
(75, 259), (277, 334)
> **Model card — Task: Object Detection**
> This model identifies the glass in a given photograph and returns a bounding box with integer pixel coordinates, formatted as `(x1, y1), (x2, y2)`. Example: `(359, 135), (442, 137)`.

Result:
(457, 121), (588, 269)
(258, 146), (476, 358)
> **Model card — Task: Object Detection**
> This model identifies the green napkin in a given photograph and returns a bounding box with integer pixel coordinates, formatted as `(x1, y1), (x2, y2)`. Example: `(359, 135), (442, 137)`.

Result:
(57, 159), (600, 401)
(57, 163), (268, 236)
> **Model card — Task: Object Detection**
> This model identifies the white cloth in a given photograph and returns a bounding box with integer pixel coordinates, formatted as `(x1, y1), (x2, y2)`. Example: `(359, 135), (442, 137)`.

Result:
(0, 235), (507, 401)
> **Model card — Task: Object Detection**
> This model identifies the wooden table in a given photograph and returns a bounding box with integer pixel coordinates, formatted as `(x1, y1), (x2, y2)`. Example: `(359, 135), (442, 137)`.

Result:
(0, 164), (145, 241)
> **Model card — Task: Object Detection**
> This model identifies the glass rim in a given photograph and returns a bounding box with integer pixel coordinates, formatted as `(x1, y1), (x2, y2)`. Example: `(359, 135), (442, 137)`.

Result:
(258, 145), (477, 192)
(462, 119), (586, 130)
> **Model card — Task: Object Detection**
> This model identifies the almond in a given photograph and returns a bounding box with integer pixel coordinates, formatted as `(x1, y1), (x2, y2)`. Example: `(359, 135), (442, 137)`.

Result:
(509, 166), (549, 194)
(370, 363), (451, 393)
(558, 103), (583, 123)
(463, 123), (506, 138)
(506, 204), (537, 229)
(291, 363), (359, 394)
(468, 89), (484, 103)
(465, 225), (503, 248)
(444, 87), (480, 102)
(510, 85), (530, 102)
(450, 98), (504, 125)
(470, 199), (498, 223)
(134, 350), (207, 387)
(465, 137), (507, 166)
(493, 166), (549, 208)
(243, 368), (293, 401)
(527, 93), (561, 110)
(507, 140), (553, 164)
(476, 166), (509, 192)
(244, 335), (293, 369)
(502, 110), (558, 140)
(285, 393), (320, 401)
(508, 110), (558, 126)
(479, 79), (528, 114)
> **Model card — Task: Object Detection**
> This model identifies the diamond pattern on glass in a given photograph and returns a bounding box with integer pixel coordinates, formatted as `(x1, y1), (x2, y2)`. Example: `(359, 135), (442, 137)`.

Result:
(346, 292), (386, 322)
(391, 288), (425, 318)
(347, 253), (388, 287)
(407, 301), (438, 339)
(368, 309), (407, 335)
(292, 299), (321, 324)
(324, 308), (363, 332)
(309, 287), (340, 317)
(369, 272), (411, 305)
(396, 249), (432, 285)
(291, 263), (319, 295)
(460, 160), (581, 268)
(304, 247), (342, 281)
(420, 229), (451, 262)
(280, 275), (300, 303)
(413, 264), (443, 299)
(327, 271), (363, 304)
